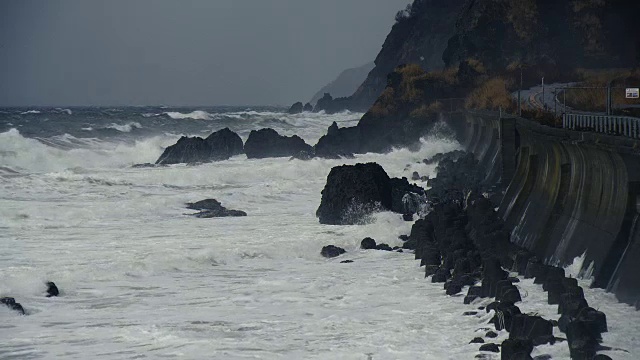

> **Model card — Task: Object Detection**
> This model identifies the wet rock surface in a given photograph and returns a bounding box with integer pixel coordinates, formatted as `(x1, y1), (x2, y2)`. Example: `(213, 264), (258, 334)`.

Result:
(244, 128), (313, 159)
(155, 128), (243, 165)
(186, 199), (247, 218)
(316, 163), (424, 225)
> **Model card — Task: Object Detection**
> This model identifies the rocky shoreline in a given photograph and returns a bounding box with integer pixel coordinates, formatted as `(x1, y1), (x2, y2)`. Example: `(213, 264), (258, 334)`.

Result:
(317, 150), (615, 360)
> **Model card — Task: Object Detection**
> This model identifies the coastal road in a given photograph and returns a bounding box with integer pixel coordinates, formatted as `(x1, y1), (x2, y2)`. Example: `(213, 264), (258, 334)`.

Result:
(513, 82), (593, 115)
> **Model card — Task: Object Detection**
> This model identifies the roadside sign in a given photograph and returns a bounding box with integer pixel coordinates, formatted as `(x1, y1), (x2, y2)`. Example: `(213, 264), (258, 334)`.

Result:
(626, 88), (639, 99)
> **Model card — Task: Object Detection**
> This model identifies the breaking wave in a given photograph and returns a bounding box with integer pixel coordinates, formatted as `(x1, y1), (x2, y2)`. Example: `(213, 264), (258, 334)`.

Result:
(0, 128), (175, 174)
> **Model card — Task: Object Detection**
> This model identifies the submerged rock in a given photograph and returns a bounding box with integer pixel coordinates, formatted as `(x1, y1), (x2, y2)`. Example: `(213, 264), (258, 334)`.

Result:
(321, 245), (346, 258)
(244, 128), (313, 159)
(186, 199), (247, 218)
(46, 281), (59, 297)
(1, 297), (25, 315)
(361, 237), (377, 250)
(155, 128), (243, 165)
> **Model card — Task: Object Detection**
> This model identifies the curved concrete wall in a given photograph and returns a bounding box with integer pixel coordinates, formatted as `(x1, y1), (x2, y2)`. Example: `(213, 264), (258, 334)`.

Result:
(455, 112), (640, 308)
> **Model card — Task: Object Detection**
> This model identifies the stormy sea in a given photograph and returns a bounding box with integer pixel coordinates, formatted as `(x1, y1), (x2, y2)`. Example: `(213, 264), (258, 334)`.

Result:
(1, 107), (639, 359)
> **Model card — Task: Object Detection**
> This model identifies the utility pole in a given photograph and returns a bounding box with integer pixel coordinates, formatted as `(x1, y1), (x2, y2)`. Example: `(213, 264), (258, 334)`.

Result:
(607, 81), (612, 115)
(518, 66), (523, 116)
(542, 77), (545, 111)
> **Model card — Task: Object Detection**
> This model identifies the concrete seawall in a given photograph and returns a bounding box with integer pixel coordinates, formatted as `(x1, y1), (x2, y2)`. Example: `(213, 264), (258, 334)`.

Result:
(449, 111), (640, 308)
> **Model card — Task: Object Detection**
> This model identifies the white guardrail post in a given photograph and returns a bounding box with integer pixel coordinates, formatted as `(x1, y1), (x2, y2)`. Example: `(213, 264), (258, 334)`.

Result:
(562, 114), (640, 139)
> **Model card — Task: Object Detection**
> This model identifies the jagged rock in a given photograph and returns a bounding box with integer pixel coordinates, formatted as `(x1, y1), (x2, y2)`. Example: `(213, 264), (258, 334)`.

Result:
(317, 163), (423, 225)
(46, 281), (59, 297)
(186, 199), (247, 218)
(376, 243), (393, 251)
(389, 177), (425, 214)
(312, 93), (351, 114)
(470, 337), (485, 344)
(361, 237), (377, 250)
(486, 331), (498, 338)
(314, 123), (360, 158)
(398, 235), (409, 241)
(402, 213), (414, 221)
(244, 128), (313, 159)
(288, 102), (304, 114)
(321, 245), (346, 258)
(1, 297), (25, 315)
(155, 128), (243, 165)
(303, 103), (313, 112)
(340, 260), (354, 264)
(411, 171), (420, 181)
(316, 163), (390, 225)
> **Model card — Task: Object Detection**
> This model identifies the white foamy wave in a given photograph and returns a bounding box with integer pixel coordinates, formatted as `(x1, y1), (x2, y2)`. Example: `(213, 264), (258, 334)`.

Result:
(142, 113), (161, 118)
(104, 122), (142, 133)
(165, 110), (213, 120)
(20, 110), (41, 115)
(54, 108), (73, 115)
(0, 128), (176, 173)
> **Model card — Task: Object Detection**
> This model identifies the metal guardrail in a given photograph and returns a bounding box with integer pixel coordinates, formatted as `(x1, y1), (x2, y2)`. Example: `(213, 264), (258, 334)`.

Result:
(563, 113), (640, 139)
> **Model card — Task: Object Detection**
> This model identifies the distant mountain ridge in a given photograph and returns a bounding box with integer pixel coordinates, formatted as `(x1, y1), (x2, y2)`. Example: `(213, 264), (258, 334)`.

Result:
(310, 62), (374, 105)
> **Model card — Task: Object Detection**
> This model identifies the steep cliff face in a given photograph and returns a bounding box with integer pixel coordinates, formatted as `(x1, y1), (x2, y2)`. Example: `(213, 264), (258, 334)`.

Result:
(343, 0), (638, 112)
(347, 0), (466, 111)
(310, 62), (374, 105)
(443, 0), (640, 72)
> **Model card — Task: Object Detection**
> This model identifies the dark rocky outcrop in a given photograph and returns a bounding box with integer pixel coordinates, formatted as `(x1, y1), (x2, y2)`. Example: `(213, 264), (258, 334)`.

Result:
(1, 297), (25, 315)
(244, 128), (313, 159)
(316, 163), (391, 225)
(361, 237), (377, 250)
(478, 343), (499, 353)
(314, 122), (360, 158)
(303, 103), (313, 112)
(186, 199), (247, 218)
(46, 281), (59, 297)
(316, 163), (424, 225)
(155, 128), (243, 165)
(288, 102), (304, 114)
(321, 245), (346, 258)
(312, 93), (352, 114)
(314, 64), (476, 158)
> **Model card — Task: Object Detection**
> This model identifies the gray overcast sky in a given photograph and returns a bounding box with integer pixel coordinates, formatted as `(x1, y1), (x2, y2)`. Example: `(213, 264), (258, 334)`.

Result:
(0, 0), (410, 106)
